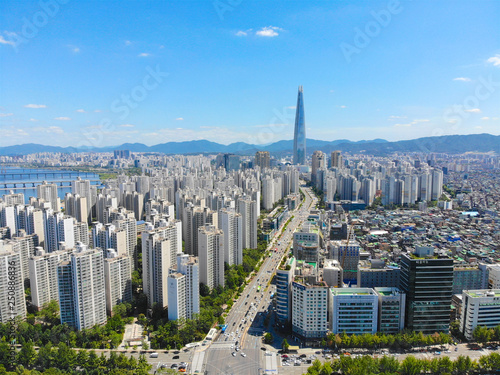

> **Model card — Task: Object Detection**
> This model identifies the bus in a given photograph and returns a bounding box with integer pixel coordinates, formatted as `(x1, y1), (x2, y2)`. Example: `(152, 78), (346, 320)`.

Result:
(257, 285), (261, 292)
(221, 324), (228, 333)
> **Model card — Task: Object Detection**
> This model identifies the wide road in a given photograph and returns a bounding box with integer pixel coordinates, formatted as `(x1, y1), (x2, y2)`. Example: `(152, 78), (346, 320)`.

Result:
(202, 184), (316, 375)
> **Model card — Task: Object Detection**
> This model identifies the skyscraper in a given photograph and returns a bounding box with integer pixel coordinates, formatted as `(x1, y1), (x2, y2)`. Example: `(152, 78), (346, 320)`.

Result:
(400, 247), (453, 334)
(293, 86), (306, 165)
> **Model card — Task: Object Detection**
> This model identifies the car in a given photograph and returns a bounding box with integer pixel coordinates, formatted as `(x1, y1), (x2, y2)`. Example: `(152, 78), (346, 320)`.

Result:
(173, 355), (180, 359)
(241, 352), (246, 357)
(300, 354), (307, 358)
(434, 351), (441, 355)
(455, 347), (458, 352)
(232, 352), (236, 356)
(171, 364), (178, 369)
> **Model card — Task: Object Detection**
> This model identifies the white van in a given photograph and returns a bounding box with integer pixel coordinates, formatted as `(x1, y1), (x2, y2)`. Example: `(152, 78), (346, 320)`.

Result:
(150, 352), (158, 358)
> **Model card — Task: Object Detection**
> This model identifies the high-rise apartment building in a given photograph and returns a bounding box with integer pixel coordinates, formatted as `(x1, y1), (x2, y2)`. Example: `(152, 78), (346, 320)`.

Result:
(29, 247), (70, 310)
(293, 86), (306, 165)
(218, 208), (242, 266)
(57, 243), (106, 330)
(237, 196), (258, 250)
(142, 221), (182, 308)
(331, 151), (342, 169)
(0, 243), (26, 323)
(198, 225), (225, 289)
(36, 181), (60, 212)
(103, 249), (132, 314)
(254, 151), (270, 169)
(167, 253), (200, 321)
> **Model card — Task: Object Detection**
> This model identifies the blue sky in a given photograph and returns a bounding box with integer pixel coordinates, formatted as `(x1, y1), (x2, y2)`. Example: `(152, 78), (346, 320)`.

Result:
(1, 0), (499, 148)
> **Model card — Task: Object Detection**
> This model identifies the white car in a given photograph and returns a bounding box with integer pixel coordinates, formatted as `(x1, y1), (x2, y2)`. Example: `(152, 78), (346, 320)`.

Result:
(232, 352), (236, 356)
(241, 352), (246, 357)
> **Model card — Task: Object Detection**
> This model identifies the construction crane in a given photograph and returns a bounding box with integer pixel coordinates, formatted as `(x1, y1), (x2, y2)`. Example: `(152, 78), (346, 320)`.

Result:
(340, 223), (355, 269)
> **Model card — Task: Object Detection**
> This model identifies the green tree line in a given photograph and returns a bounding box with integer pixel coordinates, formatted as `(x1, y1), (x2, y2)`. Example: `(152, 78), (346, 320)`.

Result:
(325, 331), (453, 350)
(0, 341), (151, 374)
(304, 352), (500, 375)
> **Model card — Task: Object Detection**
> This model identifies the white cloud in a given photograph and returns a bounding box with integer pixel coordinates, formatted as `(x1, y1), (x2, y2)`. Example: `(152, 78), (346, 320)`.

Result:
(34, 126), (64, 134)
(465, 108), (481, 113)
(119, 124), (134, 128)
(0, 113), (13, 117)
(481, 117), (490, 120)
(94, 109), (102, 113)
(339, 105), (347, 109)
(138, 53), (151, 57)
(125, 40), (132, 46)
(487, 54), (500, 67)
(394, 118), (430, 127)
(24, 104), (47, 109)
(76, 109), (86, 113)
(453, 77), (471, 82)
(256, 26), (283, 37)
(475, 126), (483, 129)
(175, 117), (184, 121)
(388, 115), (407, 120)
(236, 31), (248, 37)
(72, 47), (80, 53)
(175, 127), (183, 130)
(54, 117), (71, 121)
(0, 34), (16, 46)
(286, 106), (296, 110)
(29, 118), (38, 122)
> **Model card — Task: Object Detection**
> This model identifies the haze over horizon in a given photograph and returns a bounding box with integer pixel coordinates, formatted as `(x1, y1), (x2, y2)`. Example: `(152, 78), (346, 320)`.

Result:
(1, 0), (499, 148)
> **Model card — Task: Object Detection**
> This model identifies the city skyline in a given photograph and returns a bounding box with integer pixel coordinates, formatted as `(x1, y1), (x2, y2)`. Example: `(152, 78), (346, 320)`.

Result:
(1, 1), (499, 147)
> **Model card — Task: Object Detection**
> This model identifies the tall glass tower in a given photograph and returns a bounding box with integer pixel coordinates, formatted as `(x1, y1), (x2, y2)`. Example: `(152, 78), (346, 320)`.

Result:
(293, 86), (306, 165)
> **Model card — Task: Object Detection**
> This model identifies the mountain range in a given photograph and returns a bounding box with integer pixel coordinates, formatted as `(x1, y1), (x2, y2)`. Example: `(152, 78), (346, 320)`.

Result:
(0, 134), (499, 156)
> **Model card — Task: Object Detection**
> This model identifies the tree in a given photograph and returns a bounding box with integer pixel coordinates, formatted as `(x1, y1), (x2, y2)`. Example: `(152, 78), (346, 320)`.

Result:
(17, 341), (37, 368)
(281, 339), (290, 353)
(264, 332), (273, 344)
(453, 355), (474, 375)
(379, 355), (399, 373)
(400, 355), (424, 375)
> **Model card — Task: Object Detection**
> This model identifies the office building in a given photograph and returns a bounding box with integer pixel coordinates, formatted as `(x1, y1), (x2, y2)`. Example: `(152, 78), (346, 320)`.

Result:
(374, 287), (406, 334)
(292, 264), (328, 342)
(460, 289), (500, 340)
(357, 259), (401, 289)
(276, 257), (296, 325)
(322, 259), (343, 288)
(293, 86), (306, 165)
(293, 222), (320, 264)
(329, 288), (378, 335)
(328, 238), (361, 284)
(400, 249), (454, 333)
